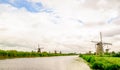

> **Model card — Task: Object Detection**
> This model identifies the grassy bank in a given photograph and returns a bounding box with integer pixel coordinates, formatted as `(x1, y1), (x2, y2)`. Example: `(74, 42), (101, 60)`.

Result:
(79, 54), (120, 70)
(0, 49), (76, 59)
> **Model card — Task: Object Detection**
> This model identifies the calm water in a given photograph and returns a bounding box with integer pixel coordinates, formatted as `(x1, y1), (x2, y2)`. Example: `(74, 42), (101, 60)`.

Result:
(0, 56), (90, 70)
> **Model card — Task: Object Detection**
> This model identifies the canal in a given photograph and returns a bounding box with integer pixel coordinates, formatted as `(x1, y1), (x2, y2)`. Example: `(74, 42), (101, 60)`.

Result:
(0, 56), (90, 70)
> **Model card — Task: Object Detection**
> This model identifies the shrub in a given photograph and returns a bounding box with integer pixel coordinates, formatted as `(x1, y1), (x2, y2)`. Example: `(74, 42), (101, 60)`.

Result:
(92, 61), (104, 69)
(80, 55), (120, 70)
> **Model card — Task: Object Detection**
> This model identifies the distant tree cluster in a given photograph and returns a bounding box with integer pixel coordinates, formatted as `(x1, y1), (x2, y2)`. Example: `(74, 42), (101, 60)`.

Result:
(110, 52), (120, 57)
(0, 49), (77, 59)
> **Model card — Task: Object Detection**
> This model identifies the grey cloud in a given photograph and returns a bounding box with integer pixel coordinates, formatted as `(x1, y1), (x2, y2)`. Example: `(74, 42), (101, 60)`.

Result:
(104, 28), (120, 37)
(0, 38), (34, 49)
(0, 42), (23, 47)
(0, 41), (29, 48)
(0, 28), (8, 31)
(84, 22), (105, 27)
(80, 0), (120, 11)
(82, 0), (99, 9)
(114, 36), (120, 41)
(109, 17), (120, 25)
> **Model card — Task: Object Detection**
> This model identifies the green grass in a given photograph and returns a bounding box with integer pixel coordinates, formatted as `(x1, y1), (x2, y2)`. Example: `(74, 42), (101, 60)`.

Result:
(79, 54), (120, 70)
(0, 49), (77, 59)
(103, 57), (120, 65)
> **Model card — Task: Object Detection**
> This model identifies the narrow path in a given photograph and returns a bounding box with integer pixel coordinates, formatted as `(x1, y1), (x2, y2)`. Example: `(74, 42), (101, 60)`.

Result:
(0, 56), (90, 70)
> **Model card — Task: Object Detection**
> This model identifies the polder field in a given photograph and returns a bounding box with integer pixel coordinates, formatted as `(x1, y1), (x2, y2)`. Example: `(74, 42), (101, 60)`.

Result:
(79, 52), (120, 70)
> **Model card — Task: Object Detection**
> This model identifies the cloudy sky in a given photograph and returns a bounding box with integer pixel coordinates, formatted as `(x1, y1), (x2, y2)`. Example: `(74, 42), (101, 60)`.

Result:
(0, 0), (120, 53)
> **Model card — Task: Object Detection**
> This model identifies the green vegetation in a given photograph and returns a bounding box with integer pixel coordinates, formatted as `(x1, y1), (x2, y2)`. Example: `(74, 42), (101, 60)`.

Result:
(0, 49), (77, 59)
(111, 52), (120, 57)
(79, 53), (120, 70)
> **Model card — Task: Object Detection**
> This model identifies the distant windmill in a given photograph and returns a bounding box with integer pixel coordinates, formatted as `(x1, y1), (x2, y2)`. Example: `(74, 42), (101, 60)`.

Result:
(54, 50), (57, 54)
(91, 32), (112, 55)
(37, 44), (44, 53)
(105, 45), (111, 53)
(59, 51), (62, 54)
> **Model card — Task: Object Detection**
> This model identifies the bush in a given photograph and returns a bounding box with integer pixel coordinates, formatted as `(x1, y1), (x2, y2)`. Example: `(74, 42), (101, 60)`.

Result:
(80, 55), (120, 70)
(112, 52), (120, 57)
(108, 64), (119, 70)
(92, 61), (104, 69)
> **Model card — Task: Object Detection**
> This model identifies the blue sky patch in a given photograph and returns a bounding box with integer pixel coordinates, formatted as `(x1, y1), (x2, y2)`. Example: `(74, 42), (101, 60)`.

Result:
(107, 16), (120, 23)
(0, 0), (52, 13)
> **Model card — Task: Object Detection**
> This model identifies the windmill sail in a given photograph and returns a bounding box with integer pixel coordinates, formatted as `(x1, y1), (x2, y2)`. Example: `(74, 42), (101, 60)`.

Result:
(100, 32), (102, 42)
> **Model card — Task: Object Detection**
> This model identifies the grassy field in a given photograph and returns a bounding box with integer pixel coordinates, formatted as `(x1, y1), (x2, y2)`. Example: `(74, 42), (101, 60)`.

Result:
(79, 54), (120, 70)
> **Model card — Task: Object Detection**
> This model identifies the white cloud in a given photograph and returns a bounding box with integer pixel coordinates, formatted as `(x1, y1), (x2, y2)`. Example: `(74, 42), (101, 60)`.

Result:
(0, 0), (120, 53)
(29, 0), (119, 22)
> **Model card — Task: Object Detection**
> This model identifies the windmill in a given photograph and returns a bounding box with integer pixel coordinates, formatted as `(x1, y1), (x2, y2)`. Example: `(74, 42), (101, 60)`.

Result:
(59, 51), (62, 54)
(105, 44), (111, 53)
(37, 44), (44, 53)
(91, 32), (112, 55)
(54, 50), (57, 54)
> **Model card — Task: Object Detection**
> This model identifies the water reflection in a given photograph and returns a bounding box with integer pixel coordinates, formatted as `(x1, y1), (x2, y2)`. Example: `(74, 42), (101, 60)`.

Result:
(0, 56), (90, 70)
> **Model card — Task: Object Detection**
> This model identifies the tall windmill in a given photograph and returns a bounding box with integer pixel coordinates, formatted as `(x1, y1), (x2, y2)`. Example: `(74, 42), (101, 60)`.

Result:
(37, 44), (44, 53)
(91, 32), (112, 55)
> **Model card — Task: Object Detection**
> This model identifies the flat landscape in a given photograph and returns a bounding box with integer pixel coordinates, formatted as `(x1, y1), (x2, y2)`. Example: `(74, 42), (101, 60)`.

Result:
(0, 0), (120, 70)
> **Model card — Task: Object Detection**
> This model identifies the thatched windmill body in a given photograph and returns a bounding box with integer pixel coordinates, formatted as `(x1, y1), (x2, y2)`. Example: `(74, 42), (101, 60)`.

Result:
(91, 32), (112, 55)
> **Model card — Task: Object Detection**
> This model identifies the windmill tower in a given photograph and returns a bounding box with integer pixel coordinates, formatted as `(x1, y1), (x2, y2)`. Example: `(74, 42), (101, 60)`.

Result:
(91, 32), (112, 55)
(54, 50), (57, 54)
(105, 45), (110, 53)
(59, 51), (62, 54)
(37, 44), (44, 53)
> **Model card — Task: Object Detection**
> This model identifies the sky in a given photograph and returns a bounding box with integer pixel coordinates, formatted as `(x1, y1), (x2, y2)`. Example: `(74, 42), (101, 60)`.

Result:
(0, 0), (120, 53)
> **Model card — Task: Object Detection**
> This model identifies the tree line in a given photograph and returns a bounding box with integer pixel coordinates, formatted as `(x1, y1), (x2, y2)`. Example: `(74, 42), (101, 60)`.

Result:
(0, 49), (77, 59)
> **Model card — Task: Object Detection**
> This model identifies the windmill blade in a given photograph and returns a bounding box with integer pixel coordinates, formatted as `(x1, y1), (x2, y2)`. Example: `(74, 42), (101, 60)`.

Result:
(103, 43), (112, 45)
(100, 32), (102, 42)
(91, 41), (99, 43)
(38, 44), (44, 49)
